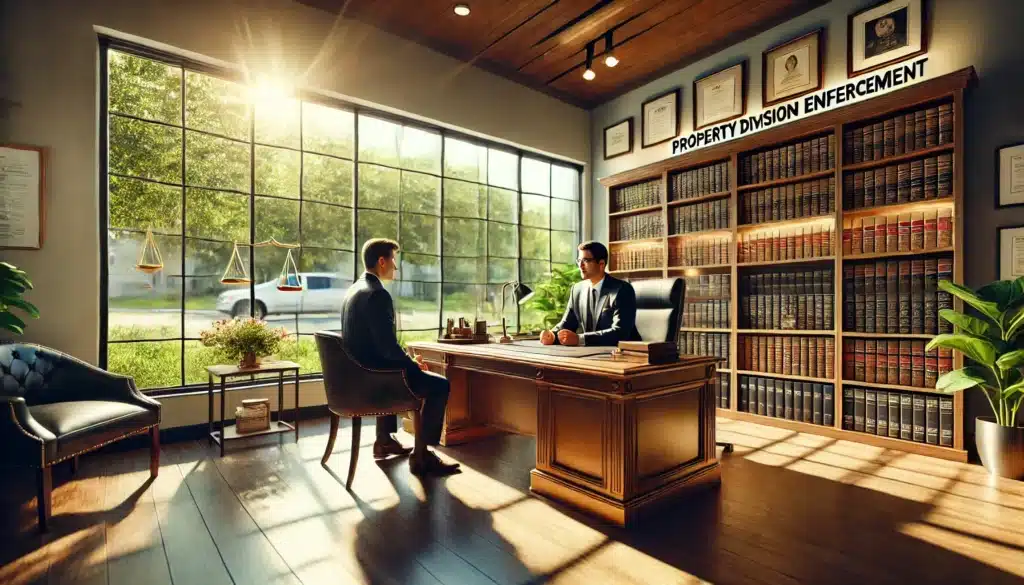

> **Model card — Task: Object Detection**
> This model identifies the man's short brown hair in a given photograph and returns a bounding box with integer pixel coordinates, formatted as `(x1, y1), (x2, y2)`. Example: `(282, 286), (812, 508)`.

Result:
(362, 238), (400, 270)
(577, 241), (608, 265)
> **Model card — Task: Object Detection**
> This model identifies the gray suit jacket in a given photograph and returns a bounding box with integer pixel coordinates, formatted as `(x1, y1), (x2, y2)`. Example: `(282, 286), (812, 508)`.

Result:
(551, 274), (641, 346)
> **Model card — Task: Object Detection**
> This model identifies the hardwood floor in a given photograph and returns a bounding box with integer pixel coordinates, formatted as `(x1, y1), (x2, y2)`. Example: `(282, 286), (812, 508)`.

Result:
(2, 417), (1022, 585)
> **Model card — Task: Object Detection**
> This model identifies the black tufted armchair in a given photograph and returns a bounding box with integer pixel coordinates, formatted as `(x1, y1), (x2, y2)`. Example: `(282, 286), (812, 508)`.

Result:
(0, 344), (162, 531)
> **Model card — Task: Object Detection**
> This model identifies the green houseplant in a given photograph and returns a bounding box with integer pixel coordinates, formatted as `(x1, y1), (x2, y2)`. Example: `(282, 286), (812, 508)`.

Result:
(200, 317), (287, 368)
(523, 263), (578, 331)
(0, 262), (39, 335)
(927, 278), (1024, 479)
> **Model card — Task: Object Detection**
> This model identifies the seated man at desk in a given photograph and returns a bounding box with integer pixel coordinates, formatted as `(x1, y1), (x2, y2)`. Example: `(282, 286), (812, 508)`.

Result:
(341, 238), (460, 476)
(540, 241), (641, 347)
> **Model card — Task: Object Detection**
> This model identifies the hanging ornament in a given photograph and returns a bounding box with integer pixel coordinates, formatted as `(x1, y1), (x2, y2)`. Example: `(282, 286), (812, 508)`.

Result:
(220, 243), (251, 285)
(135, 228), (164, 274)
(277, 248), (302, 291)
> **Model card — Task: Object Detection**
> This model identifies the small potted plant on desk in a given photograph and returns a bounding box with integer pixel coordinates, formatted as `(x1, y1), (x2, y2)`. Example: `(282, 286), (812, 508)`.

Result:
(928, 279), (1024, 479)
(200, 317), (287, 369)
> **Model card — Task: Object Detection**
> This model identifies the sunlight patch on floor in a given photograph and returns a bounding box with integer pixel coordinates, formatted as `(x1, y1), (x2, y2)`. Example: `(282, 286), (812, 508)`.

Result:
(899, 519), (1024, 578)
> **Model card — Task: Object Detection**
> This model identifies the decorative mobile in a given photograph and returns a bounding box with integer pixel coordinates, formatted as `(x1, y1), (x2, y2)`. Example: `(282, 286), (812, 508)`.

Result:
(277, 248), (302, 292)
(220, 243), (251, 285)
(135, 228), (164, 274)
(219, 238), (303, 292)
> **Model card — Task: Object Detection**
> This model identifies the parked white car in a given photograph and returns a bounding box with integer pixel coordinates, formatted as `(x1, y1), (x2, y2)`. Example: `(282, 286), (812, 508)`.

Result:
(216, 272), (347, 319)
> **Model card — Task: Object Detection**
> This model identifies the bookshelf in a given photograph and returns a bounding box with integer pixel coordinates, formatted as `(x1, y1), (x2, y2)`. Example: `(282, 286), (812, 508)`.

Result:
(600, 68), (975, 462)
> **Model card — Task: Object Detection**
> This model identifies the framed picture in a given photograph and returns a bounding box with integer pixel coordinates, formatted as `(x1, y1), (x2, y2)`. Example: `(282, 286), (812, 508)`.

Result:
(641, 88), (679, 148)
(763, 29), (823, 107)
(0, 144), (45, 250)
(604, 118), (633, 160)
(693, 62), (746, 131)
(998, 225), (1024, 280)
(997, 142), (1024, 208)
(848, 0), (926, 77)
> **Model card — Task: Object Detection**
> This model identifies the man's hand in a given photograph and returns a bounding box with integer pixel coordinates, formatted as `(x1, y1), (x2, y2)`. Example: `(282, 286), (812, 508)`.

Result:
(414, 354), (429, 371)
(557, 329), (580, 346)
(540, 330), (556, 345)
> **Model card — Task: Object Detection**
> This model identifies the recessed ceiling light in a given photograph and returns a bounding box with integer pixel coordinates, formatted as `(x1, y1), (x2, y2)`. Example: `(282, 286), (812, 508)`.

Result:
(454, 4), (470, 16)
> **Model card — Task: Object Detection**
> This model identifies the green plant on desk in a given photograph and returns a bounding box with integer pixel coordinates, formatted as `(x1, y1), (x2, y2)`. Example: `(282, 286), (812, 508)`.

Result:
(523, 263), (578, 330)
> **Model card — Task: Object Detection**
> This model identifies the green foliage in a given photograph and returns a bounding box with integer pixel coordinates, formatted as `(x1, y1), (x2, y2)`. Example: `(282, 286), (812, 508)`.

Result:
(199, 318), (288, 361)
(523, 263), (579, 330)
(0, 263), (39, 335)
(926, 278), (1024, 426)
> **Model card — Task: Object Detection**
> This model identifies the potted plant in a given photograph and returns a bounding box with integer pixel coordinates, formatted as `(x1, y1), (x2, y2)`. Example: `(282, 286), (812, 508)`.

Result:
(0, 262), (39, 335)
(200, 317), (287, 369)
(927, 279), (1024, 479)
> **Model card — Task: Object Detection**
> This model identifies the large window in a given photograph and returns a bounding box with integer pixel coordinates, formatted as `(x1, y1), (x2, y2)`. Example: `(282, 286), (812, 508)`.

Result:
(102, 44), (581, 392)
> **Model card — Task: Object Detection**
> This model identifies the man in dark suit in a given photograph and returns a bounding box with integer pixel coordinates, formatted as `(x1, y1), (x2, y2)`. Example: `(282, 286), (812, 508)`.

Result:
(540, 241), (641, 347)
(340, 238), (459, 476)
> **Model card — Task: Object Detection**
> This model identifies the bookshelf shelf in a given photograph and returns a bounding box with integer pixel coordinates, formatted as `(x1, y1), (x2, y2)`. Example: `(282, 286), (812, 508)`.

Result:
(841, 197), (954, 219)
(840, 379), (946, 395)
(737, 329), (835, 336)
(609, 236), (664, 246)
(609, 267), (665, 274)
(668, 228), (732, 240)
(736, 214), (834, 232)
(840, 332), (936, 340)
(681, 327), (731, 333)
(737, 256), (835, 268)
(669, 263), (731, 271)
(737, 169), (835, 193)
(735, 370), (833, 384)
(609, 202), (664, 218)
(667, 191), (731, 207)
(717, 409), (834, 434)
(717, 367), (732, 373)
(842, 247), (954, 261)
(842, 143), (954, 173)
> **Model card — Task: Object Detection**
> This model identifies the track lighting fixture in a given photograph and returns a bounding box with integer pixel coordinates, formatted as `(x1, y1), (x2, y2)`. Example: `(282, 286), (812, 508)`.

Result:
(583, 43), (596, 81)
(604, 31), (618, 67)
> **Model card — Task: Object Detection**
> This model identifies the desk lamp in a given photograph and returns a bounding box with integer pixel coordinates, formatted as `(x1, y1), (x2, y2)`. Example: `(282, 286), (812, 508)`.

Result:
(498, 281), (534, 343)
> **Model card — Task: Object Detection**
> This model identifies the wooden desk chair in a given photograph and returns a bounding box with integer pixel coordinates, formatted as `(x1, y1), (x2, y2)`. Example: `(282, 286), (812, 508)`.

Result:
(314, 331), (422, 488)
(631, 278), (733, 454)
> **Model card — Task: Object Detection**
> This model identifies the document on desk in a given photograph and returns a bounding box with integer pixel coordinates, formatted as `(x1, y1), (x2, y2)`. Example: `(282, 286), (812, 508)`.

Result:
(505, 340), (613, 358)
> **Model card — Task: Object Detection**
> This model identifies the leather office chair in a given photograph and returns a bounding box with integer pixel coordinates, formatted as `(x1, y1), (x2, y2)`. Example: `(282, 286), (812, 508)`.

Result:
(0, 344), (162, 531)
(314, 331), (422, 488)
(631, 278), (733, 453)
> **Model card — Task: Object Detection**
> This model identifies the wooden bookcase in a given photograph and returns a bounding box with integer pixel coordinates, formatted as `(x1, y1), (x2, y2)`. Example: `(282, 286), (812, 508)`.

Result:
(600, 68), (975, 462)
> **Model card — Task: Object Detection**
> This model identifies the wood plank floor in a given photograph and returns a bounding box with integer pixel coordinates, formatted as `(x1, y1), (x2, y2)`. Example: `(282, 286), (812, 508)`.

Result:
(2, 417), (1023, 585)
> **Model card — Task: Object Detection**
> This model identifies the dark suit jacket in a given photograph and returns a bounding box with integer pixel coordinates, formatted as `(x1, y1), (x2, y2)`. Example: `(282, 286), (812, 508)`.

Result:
(340, 272), (418, 373)
(551, 274), (641, 346)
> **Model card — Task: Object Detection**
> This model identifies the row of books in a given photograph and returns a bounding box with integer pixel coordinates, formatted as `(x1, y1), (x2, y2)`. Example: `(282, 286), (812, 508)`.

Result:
(737, 225), (835, 263)
(681, 332), (730, 367)
(740, 269), (835, 331)
(842, 154), (952, 210)
(739, 375), (835, 427)
(843, 387), (953, 446)
(740, 134), (836, 185)
(611, 246), (662, 272)
(843, 103), (953, 164)
(843, 339), (953, 388)
(670, 237), (730, 267)
(611, 210), (664, 241)
(843, 211), (954, 256)
(713, 374), (730, 409)
(842, 258), (953, 335)
(670, 199), (730, 234)
(611, 179), (661, 213)
(684, 274), (730, 299)
(682, 299), (730, 329)
(670, 161), (730, 201)
(741, 269), (834, 295)
(739, 335), (834, 380)
(740, 178), (835, 224)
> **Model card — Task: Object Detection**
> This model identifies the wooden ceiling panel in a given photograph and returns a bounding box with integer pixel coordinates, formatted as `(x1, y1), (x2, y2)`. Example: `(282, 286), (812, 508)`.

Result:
(294, 0), (829, 108)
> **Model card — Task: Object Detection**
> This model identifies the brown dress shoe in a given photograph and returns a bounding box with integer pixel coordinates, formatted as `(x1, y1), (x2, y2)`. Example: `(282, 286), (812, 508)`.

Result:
(373, 437), (413, 459)
(410, 451), (461, 476)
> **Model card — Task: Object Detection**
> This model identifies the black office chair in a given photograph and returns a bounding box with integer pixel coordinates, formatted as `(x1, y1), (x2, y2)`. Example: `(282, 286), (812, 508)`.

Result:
(631, 278), (733, 454)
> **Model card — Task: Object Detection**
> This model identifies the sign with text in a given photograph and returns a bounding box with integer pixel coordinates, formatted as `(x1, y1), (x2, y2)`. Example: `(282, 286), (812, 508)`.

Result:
(671, 57), (929, 156)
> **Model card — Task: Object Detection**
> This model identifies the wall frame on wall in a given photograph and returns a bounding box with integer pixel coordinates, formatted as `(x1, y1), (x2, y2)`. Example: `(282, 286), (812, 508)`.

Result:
(996, 142), (1024, 208)
(641, 88), (680, 149)
(997, 225), (1024, 280)
(0, 144), (46, 250)
(693, 62), (746, 131)
(604, 117), (634, 160)
(762, 28), (824, 107)
(848, 0), (927, 77)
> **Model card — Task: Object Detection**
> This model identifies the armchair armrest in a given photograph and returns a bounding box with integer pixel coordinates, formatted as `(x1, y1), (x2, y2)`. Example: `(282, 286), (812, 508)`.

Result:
(45, 352), (160, 411)
(0, 395), (54, 467)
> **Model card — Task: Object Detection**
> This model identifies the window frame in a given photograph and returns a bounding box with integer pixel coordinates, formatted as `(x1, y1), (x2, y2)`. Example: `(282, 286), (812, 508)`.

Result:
(99, 37), (582, 395)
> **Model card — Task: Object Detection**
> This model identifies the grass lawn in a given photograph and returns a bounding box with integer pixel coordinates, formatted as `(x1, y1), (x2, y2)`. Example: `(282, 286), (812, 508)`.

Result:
(110, 294), (219, 311)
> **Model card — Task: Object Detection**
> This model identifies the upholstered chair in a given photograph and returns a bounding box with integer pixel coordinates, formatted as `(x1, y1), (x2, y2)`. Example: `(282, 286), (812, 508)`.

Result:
(314, 331), (421, 488)
(0, 344), (161, 531)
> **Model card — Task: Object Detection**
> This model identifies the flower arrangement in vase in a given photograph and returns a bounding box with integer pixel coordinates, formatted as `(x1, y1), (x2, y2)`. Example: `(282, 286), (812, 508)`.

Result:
(200, 317), (287, 369)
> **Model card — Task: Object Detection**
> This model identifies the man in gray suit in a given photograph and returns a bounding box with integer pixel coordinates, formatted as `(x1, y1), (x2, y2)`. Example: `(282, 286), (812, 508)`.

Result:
(540, 241), (641, 347)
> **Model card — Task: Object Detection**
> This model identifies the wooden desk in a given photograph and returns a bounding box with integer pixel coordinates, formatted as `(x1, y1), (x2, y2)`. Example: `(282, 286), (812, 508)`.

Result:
(407, 341), (720, 526)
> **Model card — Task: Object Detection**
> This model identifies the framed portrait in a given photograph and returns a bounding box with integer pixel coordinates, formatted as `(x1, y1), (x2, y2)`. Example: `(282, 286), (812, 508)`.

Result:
(693, 62), (746, 131)
(763, 29), (823, 107)
(641, 88), (680, 148)
(603, 118), (633, 160)
(848, 0), (926, 77)
(997, 142), (1024, 208)
(998, 225), (1024, 280)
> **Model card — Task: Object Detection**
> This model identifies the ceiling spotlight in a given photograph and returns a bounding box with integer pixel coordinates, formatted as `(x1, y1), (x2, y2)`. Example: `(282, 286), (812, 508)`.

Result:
(583, 43), (596, 81)
(454, 4), (470, 16)
(604, 31), (619, 67)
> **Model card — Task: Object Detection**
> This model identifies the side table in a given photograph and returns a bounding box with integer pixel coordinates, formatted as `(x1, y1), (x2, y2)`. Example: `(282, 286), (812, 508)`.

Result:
(206, 360), (301, 456)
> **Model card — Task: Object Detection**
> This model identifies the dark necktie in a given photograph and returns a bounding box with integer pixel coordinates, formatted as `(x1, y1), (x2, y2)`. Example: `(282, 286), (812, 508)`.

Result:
(586, 288), (597, 332)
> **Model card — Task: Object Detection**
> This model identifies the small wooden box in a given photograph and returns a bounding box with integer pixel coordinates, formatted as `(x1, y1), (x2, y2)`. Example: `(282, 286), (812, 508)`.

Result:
(617, 341), (679, 364)
(235, 398), (270, 433)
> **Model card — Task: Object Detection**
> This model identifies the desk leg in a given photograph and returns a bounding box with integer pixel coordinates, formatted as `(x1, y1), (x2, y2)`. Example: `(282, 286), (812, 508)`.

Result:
(294, 370), (300, 442)
(207, 374), (214, 445)
(277, 372), (284, 445)
(219, 377), (226, 457)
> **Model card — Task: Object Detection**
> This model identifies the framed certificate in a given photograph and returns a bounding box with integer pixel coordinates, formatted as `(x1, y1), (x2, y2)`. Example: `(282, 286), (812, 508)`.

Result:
(693, 62), (746, 131)
(0, 144), (45, 250)
(848, 0), (926, 77)
(763, 29), (823, 107)
(998, 225), (1024, 280)
(641, 88), (679, 148)
(997, 142), (1024, 208)
(604, 118), (633, 160)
